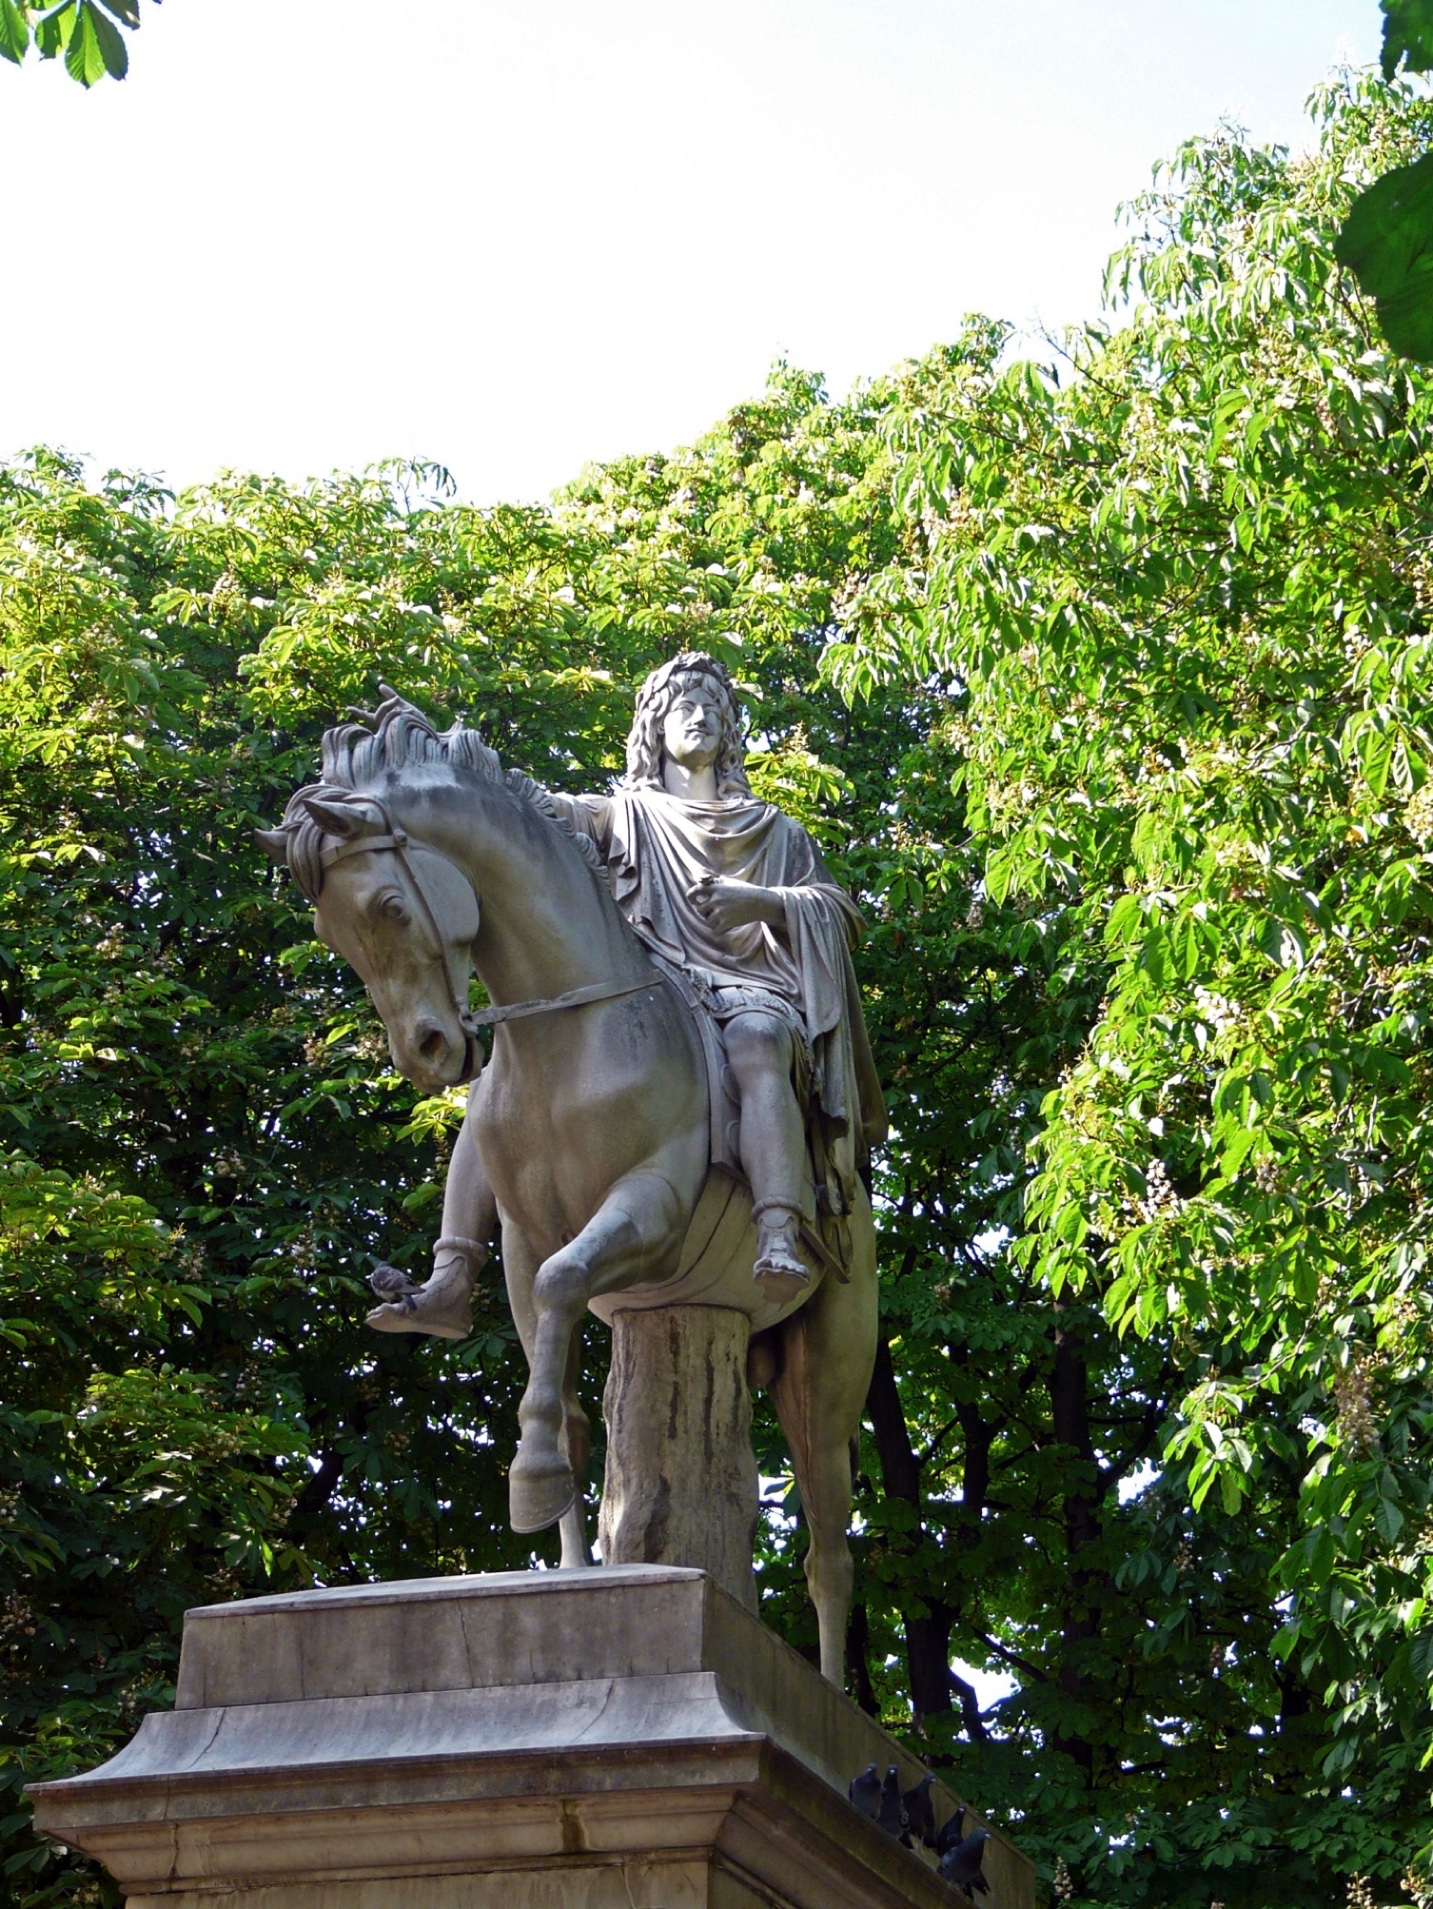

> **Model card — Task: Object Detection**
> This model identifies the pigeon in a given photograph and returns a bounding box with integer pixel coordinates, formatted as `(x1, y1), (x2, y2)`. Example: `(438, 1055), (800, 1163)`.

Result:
(937, 1827), (990, 1896)
(368, 1264), (419, 1310)
(848, 1763), (881, 1820)
(903, 1772), (937, 1848)
(933, 1807), (967, 1858)
(877, 1764), (904, 1837)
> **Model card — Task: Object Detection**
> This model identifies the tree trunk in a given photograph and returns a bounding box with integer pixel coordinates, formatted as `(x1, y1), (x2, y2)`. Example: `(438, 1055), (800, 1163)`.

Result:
(865, 1333), (954, 1719)
(845, 1598), (880, 1716)
(1050, 1303), (1100, 1776)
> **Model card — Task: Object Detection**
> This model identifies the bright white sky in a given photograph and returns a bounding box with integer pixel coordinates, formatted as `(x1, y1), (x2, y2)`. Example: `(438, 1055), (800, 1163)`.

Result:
(4, 0), (1380, 504)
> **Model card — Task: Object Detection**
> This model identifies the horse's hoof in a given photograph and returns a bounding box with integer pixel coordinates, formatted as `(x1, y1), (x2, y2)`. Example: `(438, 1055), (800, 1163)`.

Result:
(509, 1451), (576, 1533)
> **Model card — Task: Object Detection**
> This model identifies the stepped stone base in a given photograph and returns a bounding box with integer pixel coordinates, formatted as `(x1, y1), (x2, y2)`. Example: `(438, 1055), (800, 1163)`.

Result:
(27, 1565), (1034, 1909)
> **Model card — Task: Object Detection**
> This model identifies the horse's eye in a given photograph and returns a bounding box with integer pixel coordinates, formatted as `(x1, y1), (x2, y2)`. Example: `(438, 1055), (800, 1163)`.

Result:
(379, 895), (409, 924)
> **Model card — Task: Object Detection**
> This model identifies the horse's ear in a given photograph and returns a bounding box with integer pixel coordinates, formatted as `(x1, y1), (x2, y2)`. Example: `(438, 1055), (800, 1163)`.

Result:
(254, 827), (290, 867)
(301, 793), (366, 839)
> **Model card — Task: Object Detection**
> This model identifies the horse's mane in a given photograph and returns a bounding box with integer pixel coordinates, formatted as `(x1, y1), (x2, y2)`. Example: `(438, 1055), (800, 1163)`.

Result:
(270, 684), (602, 901)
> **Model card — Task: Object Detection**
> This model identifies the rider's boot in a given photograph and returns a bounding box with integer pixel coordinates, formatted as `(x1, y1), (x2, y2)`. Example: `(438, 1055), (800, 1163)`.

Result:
(751, 1198), (810, 1304)
(366, 1235), (486, 1339)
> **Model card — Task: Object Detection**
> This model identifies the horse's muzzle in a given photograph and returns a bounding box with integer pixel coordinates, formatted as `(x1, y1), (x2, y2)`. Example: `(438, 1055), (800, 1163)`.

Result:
(406, 1015), (481, 1091)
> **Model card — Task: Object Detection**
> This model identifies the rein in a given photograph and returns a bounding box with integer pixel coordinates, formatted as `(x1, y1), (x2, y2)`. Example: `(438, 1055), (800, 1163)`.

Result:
(320, 808), (659, 1083)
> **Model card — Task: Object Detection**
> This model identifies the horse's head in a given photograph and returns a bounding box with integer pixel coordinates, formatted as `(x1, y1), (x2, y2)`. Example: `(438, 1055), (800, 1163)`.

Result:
(259, 786), (482, 1092)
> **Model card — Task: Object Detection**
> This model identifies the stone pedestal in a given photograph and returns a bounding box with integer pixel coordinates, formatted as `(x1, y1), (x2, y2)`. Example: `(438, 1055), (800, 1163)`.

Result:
(28, 1566), (1034, 1909)
(599, 1307), (758, 1610)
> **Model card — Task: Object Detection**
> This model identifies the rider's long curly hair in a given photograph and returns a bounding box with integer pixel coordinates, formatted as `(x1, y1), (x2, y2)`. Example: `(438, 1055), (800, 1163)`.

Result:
(622, 652), (752, 797)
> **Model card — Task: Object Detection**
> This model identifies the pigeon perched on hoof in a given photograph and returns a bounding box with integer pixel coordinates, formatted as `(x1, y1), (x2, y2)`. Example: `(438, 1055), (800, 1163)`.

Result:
(903, 1772), (937, 1848)
(937, 1827), (990, 1896)
(366, 1255), (475, 1340)
(368, 1264), (418, 1309)
(848, 1763), (881, 1820)
(877, 1764), (904, 1837)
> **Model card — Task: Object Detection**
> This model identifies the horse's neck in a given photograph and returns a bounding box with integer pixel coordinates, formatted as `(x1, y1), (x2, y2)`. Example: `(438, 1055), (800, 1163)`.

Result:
(392, 775), (640, 1005)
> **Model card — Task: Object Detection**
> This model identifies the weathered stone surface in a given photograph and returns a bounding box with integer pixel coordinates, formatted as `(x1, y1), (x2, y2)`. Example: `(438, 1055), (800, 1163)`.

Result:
(599, 1307), (759, 1609)
(122, 1869), (731, 1909)
(29, 1567), (1035, 1909)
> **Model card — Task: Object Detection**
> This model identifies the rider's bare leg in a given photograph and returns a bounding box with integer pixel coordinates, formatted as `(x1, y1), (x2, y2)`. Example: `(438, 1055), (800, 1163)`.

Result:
(724, 1010), (809, 1297)
(367, 1087), (495, 1339)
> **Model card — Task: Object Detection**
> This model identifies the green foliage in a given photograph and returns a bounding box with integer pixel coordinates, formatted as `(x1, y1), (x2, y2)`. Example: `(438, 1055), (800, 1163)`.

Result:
(1337, 9), (1433, 362)
(829, 68), (1433, 1909)
(0, 0), (147, 86)
(1336, 149), (1433, 362)
(1383, 0), (1433, 80)
(6, 70), (1433, 1909)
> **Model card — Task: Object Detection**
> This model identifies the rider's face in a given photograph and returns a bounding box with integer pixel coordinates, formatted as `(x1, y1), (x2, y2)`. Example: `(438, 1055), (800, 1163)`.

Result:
(661, 680), (724, 773)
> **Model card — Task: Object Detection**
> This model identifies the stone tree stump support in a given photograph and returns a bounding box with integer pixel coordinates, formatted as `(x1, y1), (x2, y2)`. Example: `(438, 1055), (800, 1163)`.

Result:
(599, 1305), (758, 1609)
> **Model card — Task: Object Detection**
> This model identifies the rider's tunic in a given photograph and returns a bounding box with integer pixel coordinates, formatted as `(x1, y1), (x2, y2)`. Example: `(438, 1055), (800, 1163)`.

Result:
(551, 786), (886, 1223)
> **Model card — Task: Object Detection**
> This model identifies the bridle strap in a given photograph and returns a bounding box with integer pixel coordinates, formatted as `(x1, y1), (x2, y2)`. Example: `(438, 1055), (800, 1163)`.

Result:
(322, 831), (410, 866)
(467, 974), (661, 1028)
(319, 803), (661, 1074)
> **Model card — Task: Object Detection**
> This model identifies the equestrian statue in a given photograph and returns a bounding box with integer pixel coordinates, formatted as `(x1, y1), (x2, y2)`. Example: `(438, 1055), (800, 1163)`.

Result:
(257, 654), (885, 1683)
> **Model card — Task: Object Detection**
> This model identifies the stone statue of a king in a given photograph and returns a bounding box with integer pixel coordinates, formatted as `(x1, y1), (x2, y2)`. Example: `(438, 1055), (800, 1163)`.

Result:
(372, 650), (885, 1337)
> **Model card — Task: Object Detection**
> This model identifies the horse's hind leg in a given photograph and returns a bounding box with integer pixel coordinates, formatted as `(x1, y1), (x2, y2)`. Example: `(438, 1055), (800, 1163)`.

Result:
(502, 1225), (592, 1566)
(557, 1327), (591, 1568)
(768, 1207), (878, 1686)
(510, 1162), (692, 1536)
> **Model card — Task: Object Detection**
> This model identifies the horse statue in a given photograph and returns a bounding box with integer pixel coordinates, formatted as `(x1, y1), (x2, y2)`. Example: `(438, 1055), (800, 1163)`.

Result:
(257, 684), (879, 1685)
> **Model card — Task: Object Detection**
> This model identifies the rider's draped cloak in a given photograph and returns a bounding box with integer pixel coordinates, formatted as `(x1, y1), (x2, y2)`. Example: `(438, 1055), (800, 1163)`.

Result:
(551, 787), (886, 1226)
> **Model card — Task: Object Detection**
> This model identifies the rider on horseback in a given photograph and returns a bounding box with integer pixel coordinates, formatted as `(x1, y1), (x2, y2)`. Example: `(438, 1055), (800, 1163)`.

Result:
(562, 653), (885, 1294)
(369, 651), (884, 1328)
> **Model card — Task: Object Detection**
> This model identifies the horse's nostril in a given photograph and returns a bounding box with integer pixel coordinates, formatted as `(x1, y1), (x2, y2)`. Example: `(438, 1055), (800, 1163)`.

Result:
(418, 1027), (447, 1064)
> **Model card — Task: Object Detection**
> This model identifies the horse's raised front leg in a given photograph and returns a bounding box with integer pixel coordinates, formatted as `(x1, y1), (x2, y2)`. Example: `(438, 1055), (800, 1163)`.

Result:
(502, 1226), (591, 1567)
(509, 1163), (691, 1535)
(768, 1197), (879, 1686)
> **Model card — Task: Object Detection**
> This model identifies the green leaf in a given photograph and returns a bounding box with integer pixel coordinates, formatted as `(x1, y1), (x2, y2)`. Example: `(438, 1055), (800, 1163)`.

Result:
(1218, 1127), (1259, 1182)
(86, 0), (126, 75)
(0, 0), (29, 63)
(1336, 152), (1433, 365)
(1375, 1474), (1405, 1545)
(1260, 918), (1305, 970)
(1382, 0), (1433, 75)
(93, 0), (140, 23)
(34, 0), (76, 59)
(64, 0), (108, 82)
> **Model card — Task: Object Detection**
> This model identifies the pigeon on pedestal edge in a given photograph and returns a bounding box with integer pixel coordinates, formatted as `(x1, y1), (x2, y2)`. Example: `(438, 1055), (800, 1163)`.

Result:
(848, 1763), (881, 1820)
(877, 1765), (904, 1837)
(933, 1807), (967, 1858)
(937, 1827), (990, 1896)
(903, 1772), (937, 1849)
